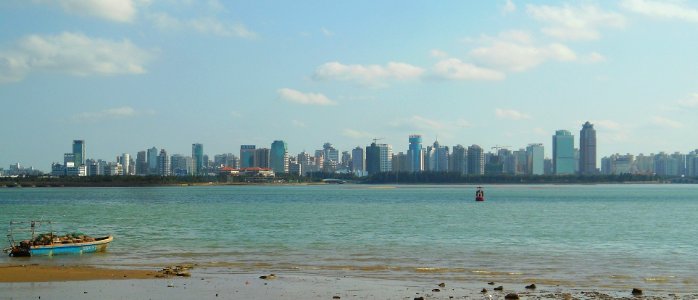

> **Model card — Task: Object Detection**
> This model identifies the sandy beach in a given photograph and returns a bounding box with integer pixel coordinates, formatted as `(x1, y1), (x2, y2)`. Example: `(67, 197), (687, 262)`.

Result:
(1, 264), (696, 300)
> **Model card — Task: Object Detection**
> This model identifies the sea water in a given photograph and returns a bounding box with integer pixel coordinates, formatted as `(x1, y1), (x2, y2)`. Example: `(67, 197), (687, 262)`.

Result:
(1, 184), (697, 292)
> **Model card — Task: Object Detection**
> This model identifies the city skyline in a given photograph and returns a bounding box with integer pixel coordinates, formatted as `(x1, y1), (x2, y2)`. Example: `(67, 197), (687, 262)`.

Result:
(2, 1), (698, 170)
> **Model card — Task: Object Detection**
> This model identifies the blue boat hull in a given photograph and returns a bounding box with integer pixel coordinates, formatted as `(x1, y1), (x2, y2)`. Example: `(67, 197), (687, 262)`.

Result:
(26, 236), (113, 256)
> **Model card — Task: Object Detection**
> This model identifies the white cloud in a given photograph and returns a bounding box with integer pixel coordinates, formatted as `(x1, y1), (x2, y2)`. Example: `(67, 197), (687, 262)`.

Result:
(36, 0), (137, 23)
(291, 120), (307, 128)
(149, 13), (256, 38)
(592, 119), (622, 131)
(313, 61), (424, 86)
(502, 0), (516, 14)
(390, 115), (448, 131)
(677, 93), (698, 108)
(343, 129), (373, 139)
(278, 88), (336, 106)
(432, 58), (505, 80)
(72, 106), (150, 122)
(0, 32), (152, 83)
(527, 4), (626, 41)
(495, 108), (531, 120)
(430, 49), (449, 58)
(470, 31), (577, 72)
(651, 116), (683, 129)
(621, 0), (698, 22)
(586, 52), (606, 63)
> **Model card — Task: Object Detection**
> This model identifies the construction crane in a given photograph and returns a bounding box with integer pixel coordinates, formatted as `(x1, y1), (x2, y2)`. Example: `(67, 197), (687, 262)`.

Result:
(491, 145), (511, 153)
(372, 137), (385, 144)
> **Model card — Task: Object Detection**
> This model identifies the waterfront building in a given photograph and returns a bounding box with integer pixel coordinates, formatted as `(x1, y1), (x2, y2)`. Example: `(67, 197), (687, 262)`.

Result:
(407, 135), (424, 172)
(158, 149), (170, 176)
(171, 154), (193, 176)
(526, 143), (544, 175)
(512, 149), (527, 175)
(392, 152), (409, 172)
(51, 163), (65, 176)
(72, 140), (85, 166)
(579, 122), (597, 175)
(323, 143), (340, 165)
(147, 147), (159, 175)
(601, 153), (634, 175)
(351, 146), (365, 176)
(426, 140), (449, 172)
(635, 154), (654, 174)
(467, 145), (484, 175)
(240, 145), (256, 168)
(270, 140), (289, 174)
(687, 150), (698, 177)
(365, 142), (392, 175)
(288, 160), (302, 176)
(450, 145), (467, 175)
(254, 148), (271, 168)
(120, 153), (131, 176)
(297, 152), (314, 175)
(136, 151), (147, 175)
(87, 159), (107, 176)
(553, 130), (575, 175)
(341, 151), (352, 169)
(192, 143), (204, 176)
(106, 162), (122, 176)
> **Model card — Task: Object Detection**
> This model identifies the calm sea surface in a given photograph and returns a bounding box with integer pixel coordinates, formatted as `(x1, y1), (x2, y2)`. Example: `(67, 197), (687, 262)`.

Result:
(1, 184), (697, 291)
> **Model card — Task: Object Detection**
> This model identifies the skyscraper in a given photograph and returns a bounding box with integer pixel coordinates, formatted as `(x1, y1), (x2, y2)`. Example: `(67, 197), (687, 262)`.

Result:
(365, 142), (392, 175)
(450, 145), (467, 175)
(270, 140), (289, 174)
(120, 153), (131, 175)
(467, 145), (484, 175)
(72, 140), (85, 166)
(192, 143), (204, 176)
(408, 135), (424, 172)
(426, 140), (449, 172)
(254, 148), (270, 168)
(351, 146), (365, 176)
(147, 147), (158, 175)
(158, 149), (170, 176)
(240, 145), (256, 168)
(136, 151), (147, 176)
(579, 121), (597, 175)
(526, 143), (545, 175)
(553, 130), (575, 175)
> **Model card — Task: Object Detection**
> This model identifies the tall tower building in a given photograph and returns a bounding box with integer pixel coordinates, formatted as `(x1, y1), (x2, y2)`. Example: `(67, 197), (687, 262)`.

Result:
(147, 147), (158, 175)
(526, 143), (545, 175)
(365, 143), (392, 175)
(240, 145), (256, 168)
(192, 143), (204, 176)
(120, 153), (131, 175)
(553, 130), (575, 175)
(72, 140), (85, 166)
(136, 151), (147, 176)
(270, 140), (289, 174)
(158, 149), (170, 176)
(467, 145), (484, 175)
(351, 146), (365, 176)
(579, 122), (597, 175)
(450, 145), (467, 175)
(254, 148), (271, 168)
(408, 135), (424, 172)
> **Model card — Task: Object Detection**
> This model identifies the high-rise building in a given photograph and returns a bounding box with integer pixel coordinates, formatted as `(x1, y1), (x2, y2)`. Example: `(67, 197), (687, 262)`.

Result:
(392, 152), (409, 172)
(147, 147), (159, 175)
(192, 143), (204, 176)
(579, 122), (597, 175)
(408, 135), (424, 172)
(553, 130), (575, 175)
(254, 148), (271, 168)
(426, 140), (449, 172)
(120, 153), (131, 175)
(270, 140), (289, 174)
(297, 151), (314, 175)
(136, 151), (147, 175)
(240, 145), (256, 168)
(323, 143), (339, 165)
(365, 142), (392, 175)
(526, 143), (544, 175)
(467, 145), (484, 175)
(171, 154), (193, 176)
(450, 145), (467, 175)
(351, 146), (365, 176)
(72, 140), (85, 166)
(158, 149), (170, 176)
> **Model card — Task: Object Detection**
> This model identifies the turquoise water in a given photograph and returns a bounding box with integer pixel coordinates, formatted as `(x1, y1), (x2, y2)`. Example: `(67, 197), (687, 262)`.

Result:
(1, 184), (697, 291)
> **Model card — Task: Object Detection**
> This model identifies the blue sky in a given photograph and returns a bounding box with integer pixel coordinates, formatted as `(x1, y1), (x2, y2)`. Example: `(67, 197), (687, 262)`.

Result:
(2, 0), (698, 171)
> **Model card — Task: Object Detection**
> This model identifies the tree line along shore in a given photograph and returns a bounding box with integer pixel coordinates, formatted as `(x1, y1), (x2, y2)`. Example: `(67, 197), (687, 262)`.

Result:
(1, 172), (694, 188)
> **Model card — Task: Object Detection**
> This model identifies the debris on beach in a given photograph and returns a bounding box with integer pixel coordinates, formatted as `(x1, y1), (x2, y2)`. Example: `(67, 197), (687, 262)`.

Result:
(481, 288), (488, 293)
(488, 282), (495, 285)
(525, 283), (537, 289)
(632, 288), (643, 295)
(494, 285), (504, 291)
(332, 296), (341, 299)
(432, 288), (441, 292)
(156, 265), (192, 278)
(438, 282), (446, 287)
(504, 293), (519, 300)
(259, 273), (276, 280)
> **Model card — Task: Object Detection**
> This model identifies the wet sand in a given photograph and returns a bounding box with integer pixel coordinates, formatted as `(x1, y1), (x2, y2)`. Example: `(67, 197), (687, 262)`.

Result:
(1, 264), (697, 299)
(0, 264), (158, 282)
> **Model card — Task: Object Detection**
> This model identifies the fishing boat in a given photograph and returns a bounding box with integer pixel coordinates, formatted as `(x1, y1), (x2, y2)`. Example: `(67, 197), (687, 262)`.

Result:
(4, 220), (113, 257)
(475, 186), (485, 202)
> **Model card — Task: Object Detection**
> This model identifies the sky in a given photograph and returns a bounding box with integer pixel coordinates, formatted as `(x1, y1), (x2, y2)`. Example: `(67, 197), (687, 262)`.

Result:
(1, 0), (698, 171)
